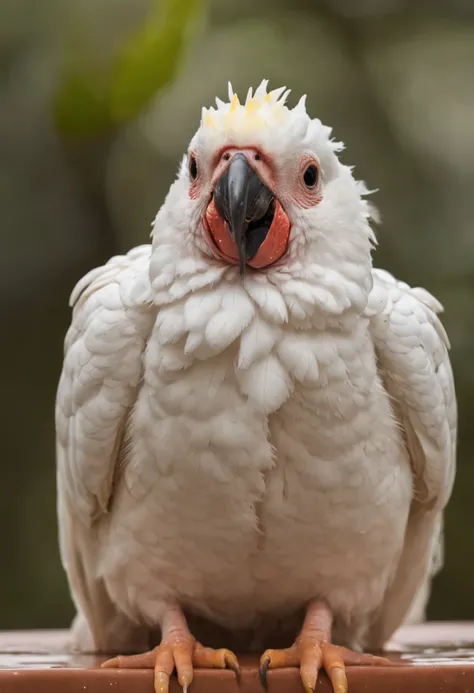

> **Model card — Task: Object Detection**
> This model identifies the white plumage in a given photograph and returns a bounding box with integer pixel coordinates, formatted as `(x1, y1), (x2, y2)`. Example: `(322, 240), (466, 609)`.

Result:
(56, 81), (456, 691)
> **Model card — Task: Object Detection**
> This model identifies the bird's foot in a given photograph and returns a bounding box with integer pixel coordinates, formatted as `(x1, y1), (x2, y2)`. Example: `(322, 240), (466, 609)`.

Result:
(102, 603), (240, 693)
(102, 639), (240, 693)
(260, 600), (390, 693)
(260, 640), (389, 693)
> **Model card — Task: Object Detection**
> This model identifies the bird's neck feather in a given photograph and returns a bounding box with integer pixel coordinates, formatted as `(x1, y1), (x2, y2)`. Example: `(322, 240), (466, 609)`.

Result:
(147, 234), (373, 415)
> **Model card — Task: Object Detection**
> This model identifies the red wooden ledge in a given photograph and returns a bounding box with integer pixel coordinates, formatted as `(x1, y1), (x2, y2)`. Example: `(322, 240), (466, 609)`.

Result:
(1, 623), (474, 692)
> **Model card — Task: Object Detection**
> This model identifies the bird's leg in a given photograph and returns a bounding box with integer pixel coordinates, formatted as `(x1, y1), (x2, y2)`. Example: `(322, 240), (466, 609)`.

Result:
(102, 603), (240, 693)
(260, 599), (390, 693)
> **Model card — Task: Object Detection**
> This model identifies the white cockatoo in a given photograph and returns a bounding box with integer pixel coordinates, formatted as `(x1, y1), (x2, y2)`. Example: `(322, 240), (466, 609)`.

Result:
(56, 81), (457, 693)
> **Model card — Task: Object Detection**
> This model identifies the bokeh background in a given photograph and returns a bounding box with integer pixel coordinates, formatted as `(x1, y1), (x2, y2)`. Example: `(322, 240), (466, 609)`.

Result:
(1, 0), (473, 630)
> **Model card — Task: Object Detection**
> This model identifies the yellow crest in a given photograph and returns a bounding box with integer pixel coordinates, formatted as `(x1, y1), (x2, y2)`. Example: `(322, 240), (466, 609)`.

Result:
(200, 80), (306, 135)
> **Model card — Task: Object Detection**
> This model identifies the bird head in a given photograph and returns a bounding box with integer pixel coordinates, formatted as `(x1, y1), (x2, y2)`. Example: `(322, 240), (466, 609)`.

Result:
(151, 80), (377, 321)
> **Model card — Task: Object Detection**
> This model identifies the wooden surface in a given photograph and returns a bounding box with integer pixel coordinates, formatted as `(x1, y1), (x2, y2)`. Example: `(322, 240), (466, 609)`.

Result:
(1, 623), (474, 692)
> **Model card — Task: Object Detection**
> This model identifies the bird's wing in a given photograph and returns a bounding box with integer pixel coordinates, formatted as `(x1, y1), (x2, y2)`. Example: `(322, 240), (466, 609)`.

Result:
(56, 244), (155, 649)
(366, 268), (457, 646)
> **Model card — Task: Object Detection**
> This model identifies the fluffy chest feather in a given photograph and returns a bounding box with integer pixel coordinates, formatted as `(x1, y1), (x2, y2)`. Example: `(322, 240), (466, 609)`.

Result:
(102, 279), (412, 630)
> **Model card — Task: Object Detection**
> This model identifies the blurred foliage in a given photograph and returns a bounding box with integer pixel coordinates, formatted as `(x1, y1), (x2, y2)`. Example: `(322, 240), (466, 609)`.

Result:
(0, 0), (474, 630)
(54, 0), (204, 135)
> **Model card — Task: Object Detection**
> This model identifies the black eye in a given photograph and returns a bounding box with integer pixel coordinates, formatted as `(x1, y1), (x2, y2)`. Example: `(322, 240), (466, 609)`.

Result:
(303, 164), (319, 188)
(189, 155), (198, 180)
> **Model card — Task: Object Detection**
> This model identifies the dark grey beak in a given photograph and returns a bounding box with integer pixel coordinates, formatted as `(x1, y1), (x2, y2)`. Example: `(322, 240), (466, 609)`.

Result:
(213, 153), (274, 276)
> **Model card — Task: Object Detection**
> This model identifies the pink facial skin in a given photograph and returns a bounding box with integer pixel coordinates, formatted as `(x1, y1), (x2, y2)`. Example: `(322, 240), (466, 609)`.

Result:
(190, 146), (322, 269)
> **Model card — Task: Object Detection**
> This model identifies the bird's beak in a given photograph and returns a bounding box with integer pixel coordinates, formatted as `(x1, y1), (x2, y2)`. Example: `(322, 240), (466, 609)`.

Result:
(213, 153), (274, 277)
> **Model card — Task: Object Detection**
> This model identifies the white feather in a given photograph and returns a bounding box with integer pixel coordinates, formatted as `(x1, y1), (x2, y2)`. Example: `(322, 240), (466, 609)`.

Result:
(277, 335), (320, 384)
(245, 279), (288, 324)
(204, 295), (255, 350)
(56, 86), (456, 660)
(238, 354), (293, 414)
(238, 316), (280, 369)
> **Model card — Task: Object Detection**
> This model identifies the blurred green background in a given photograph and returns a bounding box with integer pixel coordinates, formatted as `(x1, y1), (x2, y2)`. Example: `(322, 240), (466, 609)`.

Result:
(1, 0), (473, 630)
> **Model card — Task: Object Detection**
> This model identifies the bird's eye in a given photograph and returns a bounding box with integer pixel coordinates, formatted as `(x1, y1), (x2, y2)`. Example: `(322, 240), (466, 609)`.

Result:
(189, 155), (198, 180)
(303, 164), (319, 189)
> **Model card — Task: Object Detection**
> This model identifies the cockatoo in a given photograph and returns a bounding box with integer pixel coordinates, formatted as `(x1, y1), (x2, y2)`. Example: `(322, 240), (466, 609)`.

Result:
(56, 81), (457, 693)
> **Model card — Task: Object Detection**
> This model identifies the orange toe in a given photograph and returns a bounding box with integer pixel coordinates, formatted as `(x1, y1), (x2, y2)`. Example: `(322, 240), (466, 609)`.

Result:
(193, 643), (241, 679)
(101, 639), (240, 693)
(260, 639), (390, 693)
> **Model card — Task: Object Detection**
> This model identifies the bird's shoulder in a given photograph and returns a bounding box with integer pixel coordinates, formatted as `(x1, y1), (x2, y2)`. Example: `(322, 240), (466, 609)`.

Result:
(56, 244), (156, 522)
(366, 267), (456, 510)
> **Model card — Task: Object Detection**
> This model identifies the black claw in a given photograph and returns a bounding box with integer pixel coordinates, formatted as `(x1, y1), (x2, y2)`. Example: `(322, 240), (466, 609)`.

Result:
(227, 661), (241, 683)
(259, 657), (270, 689)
